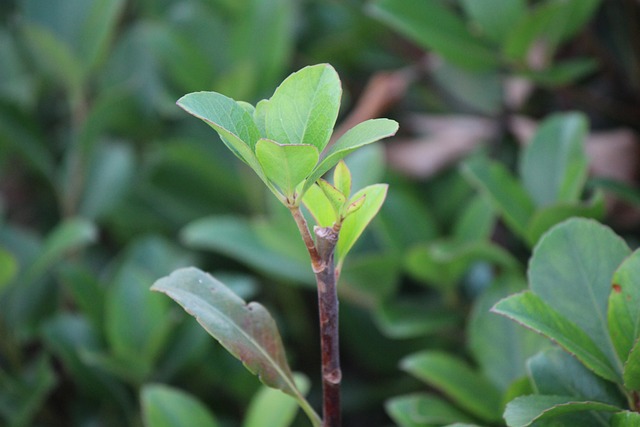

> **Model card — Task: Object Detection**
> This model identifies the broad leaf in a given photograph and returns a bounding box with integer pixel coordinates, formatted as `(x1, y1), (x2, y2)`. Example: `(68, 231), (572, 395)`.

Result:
(176, 92), (267, 183)
(255, 139), (318, 199)
(623, 340), (640, 391)
(524, 190), (605, 246)
(386, 393), (475, 427)
(519, 112), (589, 207)
(493, 291), (619, 382)
(151, 268), (304, 401)
(370, 0), (499, 71)
(504, 395), (619, 427)
(609, 249), (640, 362)
(304, 118), (398, 191)
(243, 374), (310, 427)
(528, 219), (630, 377)
(265, 64), (340, 152)
(611, 411), (640, 426)
(141, 384), (219, 427)
(375, 297), (460, 339)
(401, 351), (502, 422)
(528, 348), (625, 406)
(460, 0), (526, 42)
(336, 184), (387, 267)
(469, 276), (547, 391)
(462, 156), (535, 240)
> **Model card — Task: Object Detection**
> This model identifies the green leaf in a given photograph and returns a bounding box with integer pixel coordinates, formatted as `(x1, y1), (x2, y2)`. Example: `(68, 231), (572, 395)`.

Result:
(336, 184), (388, 267)
(333, 160), (352, 199)
(519, 113), (589, 207)
(302, 183), (337, 228)
(521, 58), (598, 87)
(141, 384), (219, 427)
(504, 395), (619, 427)
(0, 247), (18, 292)
(623, 340), (640, 391)
(609, 249), (640, 362)
(243, 374), (310, 427)
(452, 194), (496, 243)
(28, 218), (97, 281)
(611, 411), (640, 426)
(524, 190), (605, 246)
(401, 351), (502, 422)
(151, 268), (320, 425)
(176, 92), (267, 182)
(386, 393), (475, 427)
(460, 0), (526, 42)
(370, 0), (499, 71)
(461, 156), (535, 240)
(469, 276), (548, 391)
(528, 348), (625, 406)
(265, 64), (341, 152)
(528, 218), (630, 377)
(504, 0), (603, 61)
(181, 216), (313, 285)
(304, 118), (398, 191)
(255, 139), (319, 199)
(492, 291), (619, 382)
(375, 297), (460, 339)
(317, 179), (346, 216)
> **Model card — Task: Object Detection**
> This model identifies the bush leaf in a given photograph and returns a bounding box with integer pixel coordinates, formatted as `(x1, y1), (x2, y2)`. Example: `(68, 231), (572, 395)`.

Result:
(151, 267), (320, 425)
(255, 139), (318, 199)
(504, 395), (619, 427)
(141, 384), (219, 427)
(304, 118), (398, 191)
(265, 64), (341, 152)
(609, 249), (640, 362)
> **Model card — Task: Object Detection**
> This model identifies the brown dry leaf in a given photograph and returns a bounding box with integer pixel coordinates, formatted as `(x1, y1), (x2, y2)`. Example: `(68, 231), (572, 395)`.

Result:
(386, 115), (497, 178)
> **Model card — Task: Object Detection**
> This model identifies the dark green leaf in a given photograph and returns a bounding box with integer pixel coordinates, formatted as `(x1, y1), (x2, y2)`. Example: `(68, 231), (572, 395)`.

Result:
(461, 156), (535, 240)
(623, 340), (640, 391)
(611, 411), (640, 426)
(151, 267), (320, 424)
(609, 249), (640, 362)
(528, 218), (630, 377)
(460, 0), (526, 42)
(401, 351), (502, 422)
(386, 393), (475, 427)
(370, 0), (499, 71)
(493, 291), (618, 382)
(519, 112), (589, 207)
(141, 384), (219, 427)
(375, 297), (460, 339)
(504, 395), (618, 427)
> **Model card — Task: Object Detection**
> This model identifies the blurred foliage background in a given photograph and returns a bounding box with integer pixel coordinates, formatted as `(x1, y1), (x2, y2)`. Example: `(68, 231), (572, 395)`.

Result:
(0, 0), (639, 426)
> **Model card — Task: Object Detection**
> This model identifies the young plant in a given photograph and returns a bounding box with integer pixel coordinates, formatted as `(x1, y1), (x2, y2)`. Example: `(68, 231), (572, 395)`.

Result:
(151, 64), (398, 427)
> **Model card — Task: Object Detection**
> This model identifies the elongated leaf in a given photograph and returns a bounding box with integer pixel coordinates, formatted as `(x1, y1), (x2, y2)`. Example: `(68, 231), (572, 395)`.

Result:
(375, 297), (460, 339)
(504, 395), (619, 427)
(243, 374), (310, 427)
(529, 219), (630, 376)
(524, 190), (605, 246)
(0, 247), (18, 292)
(469, 276), (547, 391)
(623, 340), (640, 391)
(176, 92), (267, 183)
(336, 184), (387, 267)
(520, 113), (589, 207)
(333, 160), (351, 199)
(370, 0), (499, 71)
(462, 156), (535, 240)
(493, 291), (618, 382)
(611, 411), (640, 426)
(302, 183), (336, 227)
(401, 351), (502, 422)
(386, 393), (475, 427)
(609, 249), (640, 362)
(460, 0), (526, 42)
(304, 118), (398, 191)
(255, 139), (318, 199)
(265, 64), (340, 152)
(28, 218), (97, 280)
(141, 384), (219, 427)
(528, 348), (625, 406)
(151, 268), (300, 397)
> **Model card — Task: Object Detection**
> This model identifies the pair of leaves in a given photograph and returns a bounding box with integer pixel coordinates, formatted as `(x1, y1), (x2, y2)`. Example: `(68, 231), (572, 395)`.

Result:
(462, 112), (600, 247)
(151, 267), (321, 426)
(177, 64), (398, 203)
